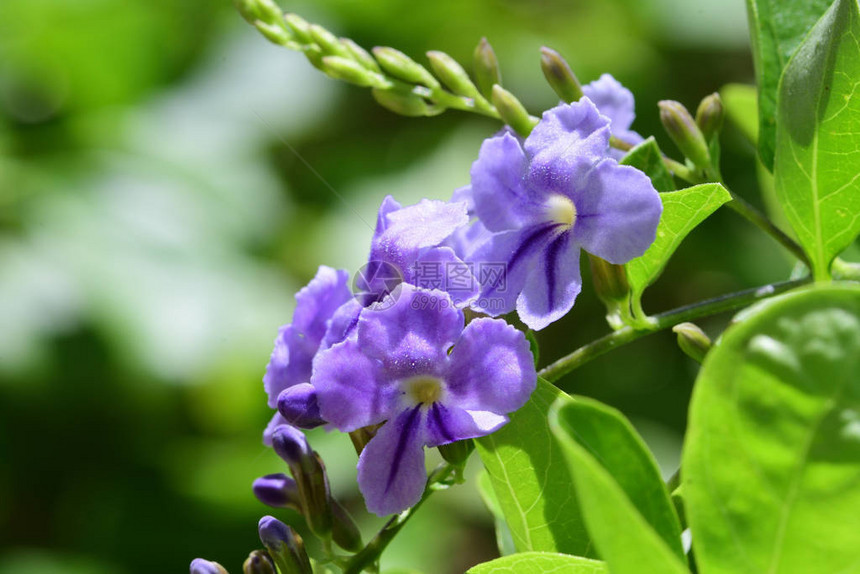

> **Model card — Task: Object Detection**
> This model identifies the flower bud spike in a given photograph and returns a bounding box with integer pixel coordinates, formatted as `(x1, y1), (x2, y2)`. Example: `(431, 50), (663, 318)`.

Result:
(438, 438), (475, 467)
(283, 13), (313, 44)
(372, 88), (438, 117)
(253, 473), (301, 510)
(243, 550), (277, 574)
(695, 92), (724, 142)
(309, 24), (350, 57)
(233, 0), (284, 28)
(190, 558), (229, 574)
(540, 47), (584, 103)
(340, 38), (381, 72)
(473, 37), (501, 100)
(270, 426), (333, 539)
(491, 85), (538, 137)
(303, 45), (326, 71)
(331, 498), (363, 552)
(321, 56), (388, 88)
(258, 517), (313, 574)
(372, 47), (440, 88)
(426, 51), (480, 100)
(253, 22), (295, 48)
(673, 322), (712, 364)
(658, 100), (711, 171)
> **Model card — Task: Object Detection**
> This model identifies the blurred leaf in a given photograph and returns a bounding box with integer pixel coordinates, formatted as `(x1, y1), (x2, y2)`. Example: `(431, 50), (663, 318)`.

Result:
(773, 0), (860, 281)
(550, 397), (687, 573)
(475, 379), (592, 556)
(626, 183), (731, 305)
(621, 137), (676, 192)
(746, 0), (832, 169)
(683, 283), (860, 574)
(476, 470), (516, 556)
(720, 83), (758, 144)
(467, 552), (608, 574)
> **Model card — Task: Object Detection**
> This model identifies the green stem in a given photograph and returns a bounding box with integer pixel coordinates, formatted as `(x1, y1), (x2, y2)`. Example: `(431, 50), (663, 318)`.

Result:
(539, 277), (810, 382)
(343, 465), (455, 574)
(724, 191), (810, 266)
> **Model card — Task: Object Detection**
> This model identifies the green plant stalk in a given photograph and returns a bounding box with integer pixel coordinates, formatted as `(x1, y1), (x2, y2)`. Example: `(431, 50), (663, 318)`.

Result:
(539, 277), (810, 382)
(342, 464), (456, 574)
(723, 191), (811, 266)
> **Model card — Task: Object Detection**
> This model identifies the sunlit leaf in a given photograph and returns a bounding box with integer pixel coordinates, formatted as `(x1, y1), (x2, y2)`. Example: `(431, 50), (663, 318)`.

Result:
(621, 137), (676, 192)
(467, 552), (608, 574)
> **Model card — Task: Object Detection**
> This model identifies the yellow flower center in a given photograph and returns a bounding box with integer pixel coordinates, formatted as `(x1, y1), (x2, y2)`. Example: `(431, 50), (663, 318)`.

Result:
(404, 376), (444, 405)
(545, 194), (577, 229)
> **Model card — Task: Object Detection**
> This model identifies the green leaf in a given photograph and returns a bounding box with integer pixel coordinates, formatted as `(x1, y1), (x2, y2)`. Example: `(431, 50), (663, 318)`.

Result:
(626, 183), (732, 304)
(773, 0), (860, 281)
(683, 283), (860, 574)
(721, 83), (759, 144)
(476, 470), (517, 557)
(475, 378), (592, 556)
(746, 0), (832, 169)
(467, 552), (608, 574)
(550, 397), (687, 574)
(620, 137), (676, 192)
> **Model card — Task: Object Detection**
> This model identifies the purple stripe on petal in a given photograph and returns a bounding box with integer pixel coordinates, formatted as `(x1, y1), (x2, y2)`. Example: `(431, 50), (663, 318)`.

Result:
(428, 403), (456, 444)
(517, 234), (582, 331)
(385, 406), (422, 492)
(481, 223), (560, 299)
(543, 231), (569, 310)
(425, 403), (511, 447)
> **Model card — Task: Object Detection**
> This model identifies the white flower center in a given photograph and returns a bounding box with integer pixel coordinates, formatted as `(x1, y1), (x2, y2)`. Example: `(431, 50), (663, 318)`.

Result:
(403, 376), (444, 405)
(545, 194), (577, 229)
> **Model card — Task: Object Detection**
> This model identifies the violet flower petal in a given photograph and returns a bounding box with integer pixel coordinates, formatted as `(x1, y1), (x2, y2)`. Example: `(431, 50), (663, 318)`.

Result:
(582, 73), (643, 146)
(516, 232), (583, 331)
(424, 403), (508, 447)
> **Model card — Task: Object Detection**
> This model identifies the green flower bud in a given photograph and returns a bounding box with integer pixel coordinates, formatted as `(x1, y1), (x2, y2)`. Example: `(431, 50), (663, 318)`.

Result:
(672, 322), (712, 364)
(540, 47), (583, 103)
(243, 550), (276, 574)
(331, 499), (363, 552)
(438, 439), (475, 466)
(309, 24), (349, 57)
(372, 47), (440, 88)
(695, 92), (724, 142)
(258, 517), (313, 574)
(473, 37), (501, 100)
(254, 22), (294, 47)
(322, 56), (388, 88)
(303, 45), (325, 71)
(491, 85), (537, 137)
(588, 254), (630, 303)
(233, 0), (283, 27)
(283, 13), (313, 44)
(340, 38), (381, 72)
(372, 88), (437, 117)
(659, 100), (711, 171)
(426, 51), (480, 99)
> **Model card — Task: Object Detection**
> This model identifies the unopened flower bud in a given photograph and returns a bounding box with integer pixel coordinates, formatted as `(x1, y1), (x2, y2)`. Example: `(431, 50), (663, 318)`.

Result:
(278, 384), (326, 429)
(253, 22), (293, 47)
(283, 13), (313, 44)
(331, 499), (363, 552)
(672, 322), (712, 364)
(258, 517), (313, 574)
(438, 438), (475, 466)
(340, 39), (380, 72)
(303, 45), (325, 71)
(540, 47), (583, 103)
(233, 0), (283, 27)
(372, 47), (439, 88)
(588, 254), (630, 303)
(321, 56), (386, 88)
(243, 550), (276, 574)
(309, 25), (349, 57)
(271, 427), (332, 539)
(491, 85), (537, 137)
(695, 92), (724, 142)
(473, 37), (501, 100)
(426, 51), (480, 99)
(190, 558), (229, 574)
(253, 473), (300, 510)
(659, 100), (710, 171)
(372, 88), (436, 117)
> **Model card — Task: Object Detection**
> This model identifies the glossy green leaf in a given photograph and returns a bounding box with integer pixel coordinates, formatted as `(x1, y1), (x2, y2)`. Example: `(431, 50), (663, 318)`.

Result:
(683, 283), (860, 574)
(476, 470), (516, 557)
(773, 0), (860, 280)
(476, 379), (592, 556)
(467, 552), (608, 574)
(550, 397), (687, 574)
(626, 183), (732, 302)
(746, 0), (832, 169)
(721, 83), (759, 144)
(621, 137), (676, 192)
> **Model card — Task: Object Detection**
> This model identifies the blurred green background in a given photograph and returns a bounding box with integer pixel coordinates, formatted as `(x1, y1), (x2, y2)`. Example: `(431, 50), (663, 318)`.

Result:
(0, 0), (795, 572)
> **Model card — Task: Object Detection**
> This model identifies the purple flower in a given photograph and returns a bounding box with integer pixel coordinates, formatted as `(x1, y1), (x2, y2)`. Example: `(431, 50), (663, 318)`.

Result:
(468, 97), (662, 330)
(359, 195), (478, 307)
(262, 265), (353, 442)
(582, 74), (644, 156)
(312, 285), (536, 516)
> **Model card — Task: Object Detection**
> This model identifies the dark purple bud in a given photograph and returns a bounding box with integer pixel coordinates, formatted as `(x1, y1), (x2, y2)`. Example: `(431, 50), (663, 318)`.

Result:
(190, 558), (228, 574)
(253, 473), (301, 510)
(271, 425), (313, 466)
(277, 384), (326, 429)
(258, 517), (313, 574)
(243, 550), (276, 574)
